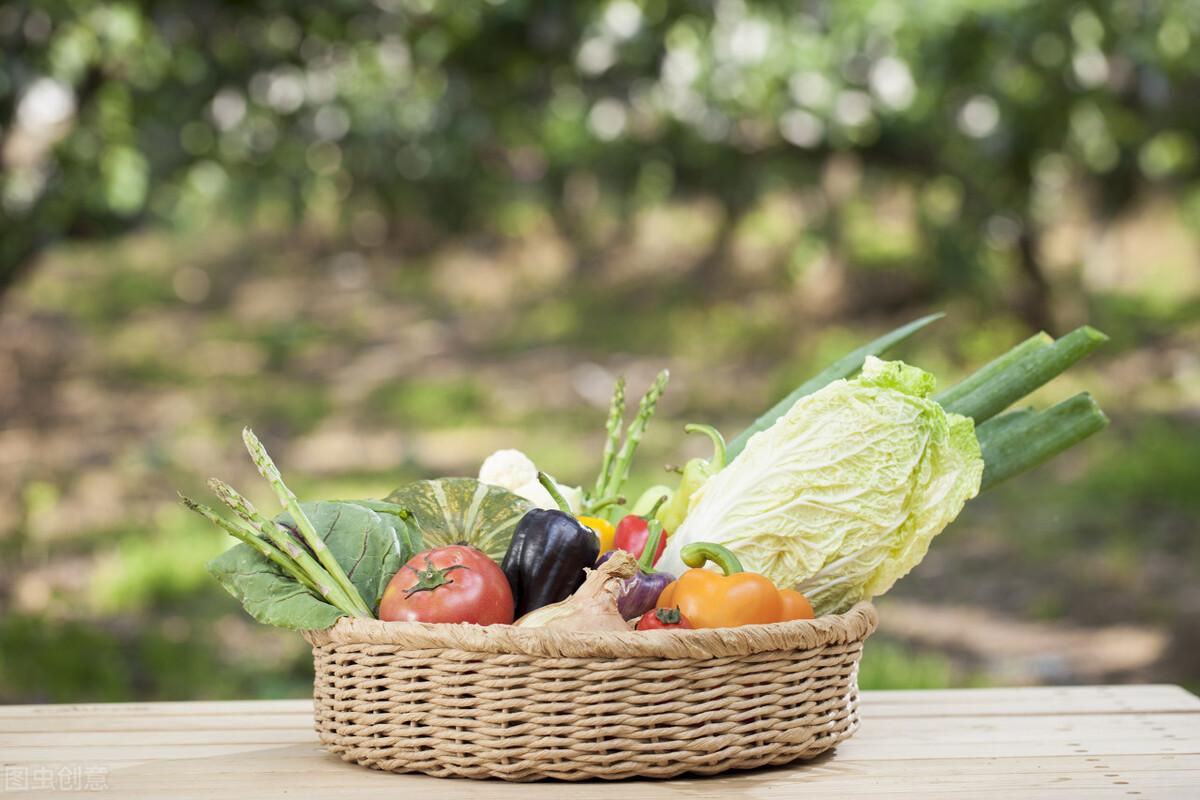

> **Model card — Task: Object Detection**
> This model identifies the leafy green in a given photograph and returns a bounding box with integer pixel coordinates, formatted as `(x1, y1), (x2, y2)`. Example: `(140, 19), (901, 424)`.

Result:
(207, 500), (417, 628)
(276, 501), (414, 613)
(206, 544), (344, 631)
(384, 478), (531, 563)
(727, 313), (944, 460)
(658, 357), (983, 615)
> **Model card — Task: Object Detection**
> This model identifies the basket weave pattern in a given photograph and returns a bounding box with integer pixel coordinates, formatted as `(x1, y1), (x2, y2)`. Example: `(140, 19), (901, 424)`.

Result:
(304, 603), (877, 781)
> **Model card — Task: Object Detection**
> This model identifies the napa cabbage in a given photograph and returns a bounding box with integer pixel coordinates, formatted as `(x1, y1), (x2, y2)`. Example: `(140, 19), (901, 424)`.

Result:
(656, 357), (983, 615)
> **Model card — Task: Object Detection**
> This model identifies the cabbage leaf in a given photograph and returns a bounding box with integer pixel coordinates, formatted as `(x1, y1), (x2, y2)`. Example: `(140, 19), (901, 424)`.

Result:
(656, 357), (983, 615)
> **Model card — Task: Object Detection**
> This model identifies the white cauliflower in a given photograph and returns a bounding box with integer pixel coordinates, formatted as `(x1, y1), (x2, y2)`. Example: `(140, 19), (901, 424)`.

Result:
(479, 449), (583, 513)
(479, 449), (538, 490)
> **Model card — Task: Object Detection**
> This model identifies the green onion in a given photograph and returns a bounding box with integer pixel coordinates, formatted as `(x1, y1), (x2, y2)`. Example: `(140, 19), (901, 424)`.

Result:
(940, 326), (1108, 424)
(934, 332), (1053, 411)
(978, 392), (1109, 491)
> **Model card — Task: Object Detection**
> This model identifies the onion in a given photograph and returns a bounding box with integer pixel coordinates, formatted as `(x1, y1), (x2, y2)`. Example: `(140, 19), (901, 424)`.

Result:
(514, 550), (638, 631)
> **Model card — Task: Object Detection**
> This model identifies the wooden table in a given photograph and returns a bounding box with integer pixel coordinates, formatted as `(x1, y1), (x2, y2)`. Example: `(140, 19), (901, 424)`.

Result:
(2, 685), (1197, 798)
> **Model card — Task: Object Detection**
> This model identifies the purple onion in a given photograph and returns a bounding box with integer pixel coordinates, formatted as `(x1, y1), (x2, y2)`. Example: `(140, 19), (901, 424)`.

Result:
(596, 549), (675, 619)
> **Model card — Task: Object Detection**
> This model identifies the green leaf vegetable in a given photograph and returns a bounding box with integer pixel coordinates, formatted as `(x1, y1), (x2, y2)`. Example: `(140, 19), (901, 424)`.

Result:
(187, 430), (428, 629)
(275, 502), (414, 613)
(726, 313), (945, 460)
(242, 429), (372, 617)
(205, 544), (347, 631)
(657, 357), (984, 616)
(204, 500), (422, 630)
(384, 478), (531, 563)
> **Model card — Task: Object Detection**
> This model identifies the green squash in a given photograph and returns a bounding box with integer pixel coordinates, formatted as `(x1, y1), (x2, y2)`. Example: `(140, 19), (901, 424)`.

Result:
(384, 478), (531, 562)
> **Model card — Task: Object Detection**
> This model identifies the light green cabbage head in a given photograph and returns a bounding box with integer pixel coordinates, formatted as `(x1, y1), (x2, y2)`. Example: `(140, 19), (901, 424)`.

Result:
(656, 357), (983, 615)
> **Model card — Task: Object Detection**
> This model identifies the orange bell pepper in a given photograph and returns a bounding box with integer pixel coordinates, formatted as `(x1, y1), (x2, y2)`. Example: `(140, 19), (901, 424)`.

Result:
(779, 589), (814, 621)
(655, 543), (784, 628)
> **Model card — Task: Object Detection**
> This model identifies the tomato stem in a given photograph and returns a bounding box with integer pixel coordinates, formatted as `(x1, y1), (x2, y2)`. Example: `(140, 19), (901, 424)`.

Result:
(402, 555), (468, 598)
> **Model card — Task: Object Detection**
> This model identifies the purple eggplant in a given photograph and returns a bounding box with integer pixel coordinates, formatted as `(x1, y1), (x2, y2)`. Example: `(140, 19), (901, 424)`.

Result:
(596, 519), (674, 619)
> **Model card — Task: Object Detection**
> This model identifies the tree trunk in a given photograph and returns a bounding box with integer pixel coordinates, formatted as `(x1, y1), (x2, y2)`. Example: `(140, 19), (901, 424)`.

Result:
(1015, 226), (1052, 331)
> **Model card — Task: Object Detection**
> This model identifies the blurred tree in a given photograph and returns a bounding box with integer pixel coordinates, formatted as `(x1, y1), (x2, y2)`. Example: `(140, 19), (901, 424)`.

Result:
(2, 0), (1198, 323)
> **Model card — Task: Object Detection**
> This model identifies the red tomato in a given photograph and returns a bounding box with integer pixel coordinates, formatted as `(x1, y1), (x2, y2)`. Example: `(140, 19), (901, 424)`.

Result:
(379, 545), (514, 625)
(635, 606), (693, 630)
(613, 515), (668, 564)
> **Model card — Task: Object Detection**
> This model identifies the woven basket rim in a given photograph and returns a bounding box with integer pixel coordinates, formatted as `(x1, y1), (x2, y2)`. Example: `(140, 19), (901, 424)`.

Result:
(303, 601), (876, 658)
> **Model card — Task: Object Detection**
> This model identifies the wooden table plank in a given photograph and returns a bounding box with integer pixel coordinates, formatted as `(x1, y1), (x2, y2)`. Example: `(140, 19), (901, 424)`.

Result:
(1, 685), (1196, 799)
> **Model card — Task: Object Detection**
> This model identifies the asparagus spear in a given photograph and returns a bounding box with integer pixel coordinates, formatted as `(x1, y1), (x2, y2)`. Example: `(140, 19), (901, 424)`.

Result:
(241, 428), (373, 617)
(602, 369), (669, 516)
(977, 392), (1109, 491)
(939, 326), (1108, 423)
(727, 312), (944, 460)
(592, 376), (626, 505)
(207, 478), (367, 615)
(180, 494), (322, 598)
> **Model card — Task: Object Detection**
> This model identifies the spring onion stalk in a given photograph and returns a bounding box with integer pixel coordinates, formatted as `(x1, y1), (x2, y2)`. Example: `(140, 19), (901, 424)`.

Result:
(939, 326), (1108, 424)
(602, 370), (669, 515)
(727, 312), (945, 460)
(207, 479), (367, 614)
(973, 407), (1036, 441)
(592, 376), (626, 505)
(241, 428), (373, 617)
(934, 332), (1053, 411)
(978, 392), (1109, 491)
(180, 494), (322, 597)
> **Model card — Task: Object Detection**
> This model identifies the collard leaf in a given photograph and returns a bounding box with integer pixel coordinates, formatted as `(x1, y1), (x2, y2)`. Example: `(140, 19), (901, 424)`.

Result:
(276, 501), (411, 614)
(206, 543), (344, 631)
(384, 478), (531, 562)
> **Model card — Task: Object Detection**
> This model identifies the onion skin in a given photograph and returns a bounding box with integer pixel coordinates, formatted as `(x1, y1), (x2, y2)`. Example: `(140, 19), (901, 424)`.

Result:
(514, 550), (637, 631)
(596, 550), (674, 619)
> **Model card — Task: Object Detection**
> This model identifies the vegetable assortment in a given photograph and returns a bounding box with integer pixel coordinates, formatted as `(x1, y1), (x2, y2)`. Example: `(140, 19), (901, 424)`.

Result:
(189, 314), (1108, 636)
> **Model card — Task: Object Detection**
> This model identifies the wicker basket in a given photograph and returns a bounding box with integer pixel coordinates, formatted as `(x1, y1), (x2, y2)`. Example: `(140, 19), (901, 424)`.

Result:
(303, 602), (877, 781)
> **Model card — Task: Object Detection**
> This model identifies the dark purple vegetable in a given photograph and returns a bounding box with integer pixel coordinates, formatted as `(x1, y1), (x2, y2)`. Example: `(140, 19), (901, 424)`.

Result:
(502, 508), (600, 618)
(597, 519), (674, 619)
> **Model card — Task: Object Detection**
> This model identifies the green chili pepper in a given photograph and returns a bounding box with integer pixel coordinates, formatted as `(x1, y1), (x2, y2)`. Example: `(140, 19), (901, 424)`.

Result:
(630, 484), (673, 517)
(656, 424), (726, 532)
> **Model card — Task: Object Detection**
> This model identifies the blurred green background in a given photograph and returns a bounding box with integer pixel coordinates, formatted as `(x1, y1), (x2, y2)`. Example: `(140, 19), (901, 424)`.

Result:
(2, 1), (1199, 703)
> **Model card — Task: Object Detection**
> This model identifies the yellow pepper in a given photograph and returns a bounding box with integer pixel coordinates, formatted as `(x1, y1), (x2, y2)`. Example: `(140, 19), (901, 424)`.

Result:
(577, 515), (615, 552)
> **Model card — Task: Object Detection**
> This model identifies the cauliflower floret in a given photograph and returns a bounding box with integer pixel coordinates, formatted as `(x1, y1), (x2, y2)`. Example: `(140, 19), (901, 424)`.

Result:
(479, 448), (583, 513)
(479, 449), (538, 492)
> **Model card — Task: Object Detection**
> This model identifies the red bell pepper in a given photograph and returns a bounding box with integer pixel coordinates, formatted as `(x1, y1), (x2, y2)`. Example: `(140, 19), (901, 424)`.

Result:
(612, 495), (669, 564)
